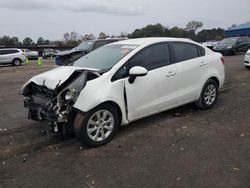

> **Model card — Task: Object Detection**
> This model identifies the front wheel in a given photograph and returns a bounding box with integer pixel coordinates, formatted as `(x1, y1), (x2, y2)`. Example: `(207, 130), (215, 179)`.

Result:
(12, 58), (22, 66)
(74, 104), (119, 147)
(196, 79), (219, 110)
(245, 66), (250, 70)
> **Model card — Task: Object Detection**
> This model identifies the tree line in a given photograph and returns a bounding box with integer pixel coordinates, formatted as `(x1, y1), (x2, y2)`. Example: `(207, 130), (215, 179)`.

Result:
(0, 21), (225, 47)
(128, 21), (224, 42)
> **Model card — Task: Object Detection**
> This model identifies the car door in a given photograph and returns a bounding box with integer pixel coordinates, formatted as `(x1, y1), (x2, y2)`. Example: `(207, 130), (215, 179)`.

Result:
(123, 43), (177, 121)
(0, 50), (3, 64)
(171, 42), (208, 105)
(236, 38), (246, 52)
(0, 50), (12, 64)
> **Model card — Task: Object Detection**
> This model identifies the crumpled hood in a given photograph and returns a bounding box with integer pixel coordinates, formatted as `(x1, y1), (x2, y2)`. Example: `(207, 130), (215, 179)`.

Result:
(56, 49), (86, 56)
(28, 66), (85, 90)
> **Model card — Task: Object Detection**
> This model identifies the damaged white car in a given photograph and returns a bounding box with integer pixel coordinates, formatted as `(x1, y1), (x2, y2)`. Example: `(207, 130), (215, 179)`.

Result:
(21, 38), (225, 147)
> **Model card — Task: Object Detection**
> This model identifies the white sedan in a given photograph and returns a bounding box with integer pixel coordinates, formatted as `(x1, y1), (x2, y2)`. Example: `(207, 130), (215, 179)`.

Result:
(244, 49), (250, 69)
(21, 38), (225, 147)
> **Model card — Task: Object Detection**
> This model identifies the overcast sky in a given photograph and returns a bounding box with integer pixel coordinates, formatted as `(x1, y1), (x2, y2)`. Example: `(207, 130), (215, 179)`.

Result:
(0, 0), (249, 41)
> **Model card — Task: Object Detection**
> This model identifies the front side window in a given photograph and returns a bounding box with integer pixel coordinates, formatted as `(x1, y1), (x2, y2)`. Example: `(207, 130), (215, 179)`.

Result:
(238, 38), (243, 43)
(112, 43), (171, 81)
(221, 38), (237, 44)
(129, 43), (171, 71)
(173, 42), (199, 63)
(72, 44), (138, 70)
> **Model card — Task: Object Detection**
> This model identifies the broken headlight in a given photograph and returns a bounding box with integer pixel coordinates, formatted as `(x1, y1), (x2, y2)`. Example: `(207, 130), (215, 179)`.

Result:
(63, 72), (87, 102)
(65, 88), (80, 102)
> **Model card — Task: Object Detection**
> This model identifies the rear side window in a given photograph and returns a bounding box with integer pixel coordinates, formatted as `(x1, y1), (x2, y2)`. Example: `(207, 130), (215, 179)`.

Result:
(129, 43), (171, 71)
(0, 49), (19, 55)
(173, 42), (200, 63)
(198, 46), (205, 56)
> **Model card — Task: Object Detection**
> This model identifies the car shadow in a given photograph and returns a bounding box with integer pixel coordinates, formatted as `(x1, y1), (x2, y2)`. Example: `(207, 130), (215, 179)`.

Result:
(116, 103), (198, 137)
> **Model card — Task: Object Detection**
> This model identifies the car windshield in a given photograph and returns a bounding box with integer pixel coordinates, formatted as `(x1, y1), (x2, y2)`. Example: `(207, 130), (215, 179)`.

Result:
(221, 38), (237, 44)
(72, 44), (138, 70)
(74, 41), (94, 51)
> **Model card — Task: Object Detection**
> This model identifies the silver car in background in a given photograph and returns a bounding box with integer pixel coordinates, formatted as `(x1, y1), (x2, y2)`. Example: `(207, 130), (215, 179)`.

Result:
(0, 48), (26, 66)
(22, 49), (39, 59)
(245, 49), (250, 69)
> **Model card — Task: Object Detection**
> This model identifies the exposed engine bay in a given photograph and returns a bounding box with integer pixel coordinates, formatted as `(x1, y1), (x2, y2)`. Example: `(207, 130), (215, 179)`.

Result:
(21, 69), (100, 134)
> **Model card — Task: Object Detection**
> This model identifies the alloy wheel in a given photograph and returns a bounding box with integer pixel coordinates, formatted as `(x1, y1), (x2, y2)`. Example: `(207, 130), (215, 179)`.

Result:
(86, 110), (114, 142)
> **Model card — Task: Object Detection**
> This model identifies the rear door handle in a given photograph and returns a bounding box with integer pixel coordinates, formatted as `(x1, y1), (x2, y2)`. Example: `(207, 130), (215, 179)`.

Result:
(200, 61), (207, 67)
(166, 71), (176, 77)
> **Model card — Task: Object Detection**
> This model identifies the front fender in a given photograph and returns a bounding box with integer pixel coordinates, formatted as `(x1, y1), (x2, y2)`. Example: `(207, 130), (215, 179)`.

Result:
(74, 78), (128, 125)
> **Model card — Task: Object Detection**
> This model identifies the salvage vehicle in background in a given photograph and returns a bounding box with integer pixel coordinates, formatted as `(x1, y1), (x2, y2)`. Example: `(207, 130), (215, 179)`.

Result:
(55, 38), (122, 66)
(22, 49), (39, 59)
(244, 49), (250, 69)
(213, 37), (250, 55)
(43, 49), (57, 59)
(202, 40), (220, 50)
(21, 38), (225, 147)
(0, 48), (26, 66)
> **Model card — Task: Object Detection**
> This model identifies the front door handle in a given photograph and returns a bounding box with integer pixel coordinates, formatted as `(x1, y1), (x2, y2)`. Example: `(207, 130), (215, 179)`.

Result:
(166, 71), (176, 77)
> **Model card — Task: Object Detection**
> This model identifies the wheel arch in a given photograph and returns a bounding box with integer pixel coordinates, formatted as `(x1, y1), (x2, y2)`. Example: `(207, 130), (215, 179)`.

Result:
(75, 100), (123, 127)
(196, 76), (220, 101)
(12, 57), (22, 62)
(208, 76), (220, 87)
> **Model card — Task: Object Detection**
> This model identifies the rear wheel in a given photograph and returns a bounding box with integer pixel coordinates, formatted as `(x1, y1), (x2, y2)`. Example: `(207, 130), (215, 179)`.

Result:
(74, 104), (119, 147)
(12, 58), (22, 66)
(196, 79), (219, 110)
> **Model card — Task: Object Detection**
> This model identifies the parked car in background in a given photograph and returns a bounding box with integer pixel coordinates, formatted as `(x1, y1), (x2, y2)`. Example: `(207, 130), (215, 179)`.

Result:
(21, 37), (225, 147)
(55, 38), (122, 66)
(22, 49), (38, 59)
(43, 49), (57, 59)
(202, 40), (220, 50)
(213, 37), (250, 55)
(0, 48), (26, 66)
(244, 49), (250, 69)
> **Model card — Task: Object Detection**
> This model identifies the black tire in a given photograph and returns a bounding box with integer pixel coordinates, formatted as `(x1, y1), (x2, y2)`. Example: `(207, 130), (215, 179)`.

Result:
(231, 49), (237, 55)
(12, 58), (22, 66)
(74, 104), (119, 147)
(196, 79), (219, 110)
(245, 66), (250, 70)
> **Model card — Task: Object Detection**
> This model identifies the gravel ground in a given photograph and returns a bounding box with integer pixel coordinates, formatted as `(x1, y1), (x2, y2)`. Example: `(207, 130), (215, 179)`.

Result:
(0, 55), (250, 188)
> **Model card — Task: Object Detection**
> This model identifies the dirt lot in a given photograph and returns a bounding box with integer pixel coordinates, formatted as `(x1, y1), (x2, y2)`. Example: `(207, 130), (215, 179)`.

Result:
(0, 55), (250, 188)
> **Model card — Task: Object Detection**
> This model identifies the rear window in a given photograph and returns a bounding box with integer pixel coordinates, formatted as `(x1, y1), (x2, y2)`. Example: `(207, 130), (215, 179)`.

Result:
(173, 42), (200, 62)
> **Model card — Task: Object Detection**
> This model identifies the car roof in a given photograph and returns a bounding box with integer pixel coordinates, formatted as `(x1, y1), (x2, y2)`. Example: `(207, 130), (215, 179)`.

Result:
(113, 37), (194, 46)
(0, 48), (21, 51)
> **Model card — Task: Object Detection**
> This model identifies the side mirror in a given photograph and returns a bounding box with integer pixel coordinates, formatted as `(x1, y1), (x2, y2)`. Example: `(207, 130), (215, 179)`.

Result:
(128, 66), (148, 84)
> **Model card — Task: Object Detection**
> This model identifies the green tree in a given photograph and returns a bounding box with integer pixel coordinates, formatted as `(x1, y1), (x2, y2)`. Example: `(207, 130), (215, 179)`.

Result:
(98, 32), (108, 39)
(129, 23), (165, 38)
(37, 37), (46, 45)
(185, 21), (203, 33)
(22, 37), (34, 46)
(196, 28), (224, 42)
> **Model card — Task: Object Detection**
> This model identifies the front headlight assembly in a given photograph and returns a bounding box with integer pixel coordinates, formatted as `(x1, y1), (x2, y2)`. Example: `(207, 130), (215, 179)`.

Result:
(65, 88), (80, 102)
(63, 71), (87, 102)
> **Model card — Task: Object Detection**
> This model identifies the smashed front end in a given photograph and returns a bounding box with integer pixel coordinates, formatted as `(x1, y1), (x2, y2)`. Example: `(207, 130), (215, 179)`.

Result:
(21, 69), (96, 134)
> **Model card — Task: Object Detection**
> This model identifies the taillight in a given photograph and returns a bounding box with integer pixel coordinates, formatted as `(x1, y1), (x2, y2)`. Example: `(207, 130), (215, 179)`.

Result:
(220, 56), (225, 65)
